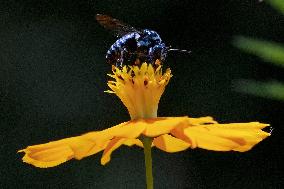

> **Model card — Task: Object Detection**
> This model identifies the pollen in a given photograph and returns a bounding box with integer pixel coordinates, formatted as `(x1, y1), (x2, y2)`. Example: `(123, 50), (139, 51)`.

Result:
(106, 62), (172, 119)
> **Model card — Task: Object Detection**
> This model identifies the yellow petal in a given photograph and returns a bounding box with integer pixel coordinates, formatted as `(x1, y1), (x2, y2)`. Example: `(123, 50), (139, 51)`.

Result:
(101, 137), (126, 165)
(141, 117), (189, 137)
(153, 134), (190, 152)
(101, 137), (144, 165)
(19, 144), (74, 168)
(18, 132), (106, 168)
(183, 122), (270, 151)
(187, 116), (218, 125)
(168, 117), (218, 143)
(100, 120), (146, 139)
(123, 138), (143, 147)
(19, 121), (146, 168)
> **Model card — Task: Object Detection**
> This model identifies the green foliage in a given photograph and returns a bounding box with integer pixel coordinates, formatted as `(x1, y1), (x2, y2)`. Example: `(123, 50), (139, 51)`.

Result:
(233, 36), (284, 68)
(266, 0), (284, 14)
(234, 80), (284, 101)
(233, 1), (284, 101)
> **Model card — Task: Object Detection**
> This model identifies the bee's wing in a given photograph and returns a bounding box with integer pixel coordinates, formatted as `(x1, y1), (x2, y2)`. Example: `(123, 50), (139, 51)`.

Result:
(96, 14), (142, 37)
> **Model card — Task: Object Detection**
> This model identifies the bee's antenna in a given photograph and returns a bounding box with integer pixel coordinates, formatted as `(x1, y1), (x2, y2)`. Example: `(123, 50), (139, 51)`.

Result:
(167, 46), (191, 54)
(168, 48), (191, 54)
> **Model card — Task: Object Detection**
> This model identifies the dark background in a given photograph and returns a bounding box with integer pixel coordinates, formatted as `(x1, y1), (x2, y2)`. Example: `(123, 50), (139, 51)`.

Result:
(1, 0), (283, 188)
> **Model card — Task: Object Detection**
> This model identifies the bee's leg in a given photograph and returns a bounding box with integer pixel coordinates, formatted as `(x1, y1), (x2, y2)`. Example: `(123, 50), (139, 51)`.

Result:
(116, 48), (125, 68)
(120, 51), (124, 67)
(148, 47), (154, 64)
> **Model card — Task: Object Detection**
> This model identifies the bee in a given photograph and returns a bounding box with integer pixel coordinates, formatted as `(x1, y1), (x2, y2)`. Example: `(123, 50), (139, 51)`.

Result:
(96, 14), (190, 68)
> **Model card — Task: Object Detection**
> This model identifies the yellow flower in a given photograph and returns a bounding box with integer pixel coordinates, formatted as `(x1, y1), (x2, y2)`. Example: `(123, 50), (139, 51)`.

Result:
(19, 62), (270, 168)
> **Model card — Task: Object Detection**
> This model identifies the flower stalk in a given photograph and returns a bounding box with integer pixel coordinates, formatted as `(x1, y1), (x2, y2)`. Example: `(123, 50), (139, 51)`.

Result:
(142, 137), (154, 189)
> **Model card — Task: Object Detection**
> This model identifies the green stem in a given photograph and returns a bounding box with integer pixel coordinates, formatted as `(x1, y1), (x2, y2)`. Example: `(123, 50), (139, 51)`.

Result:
(142, 137), (154, 189)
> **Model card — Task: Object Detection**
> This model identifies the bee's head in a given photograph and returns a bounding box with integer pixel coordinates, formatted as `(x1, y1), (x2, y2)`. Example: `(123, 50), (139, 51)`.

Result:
(151, 43), (167, 62)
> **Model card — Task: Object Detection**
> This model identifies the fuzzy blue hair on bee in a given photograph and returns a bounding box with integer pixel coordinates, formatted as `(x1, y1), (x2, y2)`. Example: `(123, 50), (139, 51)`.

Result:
(96, 14), (190, 69)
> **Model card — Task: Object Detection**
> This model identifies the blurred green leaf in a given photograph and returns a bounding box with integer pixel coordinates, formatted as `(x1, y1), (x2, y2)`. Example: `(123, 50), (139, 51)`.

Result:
(266, 0), (284, 14)
(233, 36), (284, 68)
(234, 80), (284, 101)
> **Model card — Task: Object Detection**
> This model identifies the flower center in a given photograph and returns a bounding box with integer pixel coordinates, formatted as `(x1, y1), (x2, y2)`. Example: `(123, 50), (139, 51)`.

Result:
(106, 62), (172, 120)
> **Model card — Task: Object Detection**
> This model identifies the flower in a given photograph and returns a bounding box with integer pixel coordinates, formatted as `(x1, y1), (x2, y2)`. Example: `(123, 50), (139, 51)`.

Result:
(19, 62), (270, 168)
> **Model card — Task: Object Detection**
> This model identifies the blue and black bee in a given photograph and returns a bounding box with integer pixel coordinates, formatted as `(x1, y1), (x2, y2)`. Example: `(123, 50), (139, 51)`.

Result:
(96, 14), (189, 68)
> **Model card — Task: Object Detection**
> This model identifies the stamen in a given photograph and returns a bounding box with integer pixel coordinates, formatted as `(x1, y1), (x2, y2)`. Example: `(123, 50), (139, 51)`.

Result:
(107, 62), (172, 119)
